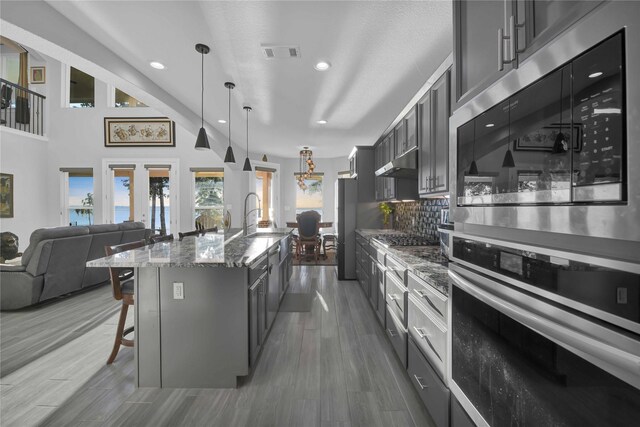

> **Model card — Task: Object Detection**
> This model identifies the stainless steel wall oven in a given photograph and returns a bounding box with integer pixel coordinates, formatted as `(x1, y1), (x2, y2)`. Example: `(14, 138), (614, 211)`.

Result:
(449, 235), (640, 427)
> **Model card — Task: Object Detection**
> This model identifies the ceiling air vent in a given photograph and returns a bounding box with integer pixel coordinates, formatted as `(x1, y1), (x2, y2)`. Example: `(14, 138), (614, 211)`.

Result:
(261, 45), (301, 59)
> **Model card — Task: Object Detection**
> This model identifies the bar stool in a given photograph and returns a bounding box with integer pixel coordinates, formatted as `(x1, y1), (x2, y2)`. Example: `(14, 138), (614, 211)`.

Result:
(149, 234), (174, 244)
(105, 239), (146, 364)
(322, 233), (337, 258)
(178, 229), (201, 240)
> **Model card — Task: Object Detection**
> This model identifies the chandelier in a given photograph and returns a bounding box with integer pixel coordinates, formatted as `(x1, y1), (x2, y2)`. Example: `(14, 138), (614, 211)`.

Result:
(297, 147), (315, 190)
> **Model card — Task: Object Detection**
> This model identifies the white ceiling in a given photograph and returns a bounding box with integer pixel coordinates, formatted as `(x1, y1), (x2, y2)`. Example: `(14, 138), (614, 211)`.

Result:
(44, 1), (452, 158)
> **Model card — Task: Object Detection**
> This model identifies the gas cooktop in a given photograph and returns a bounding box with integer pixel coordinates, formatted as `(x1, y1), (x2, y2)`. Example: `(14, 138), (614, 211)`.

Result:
(372, 234), (436, 247)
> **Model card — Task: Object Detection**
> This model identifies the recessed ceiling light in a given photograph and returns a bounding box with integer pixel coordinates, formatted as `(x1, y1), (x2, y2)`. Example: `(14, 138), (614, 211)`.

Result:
(485, 123), (495, 128)
(589, 71), (603, 78)
(316, 120), (327, 124)
(218, 119), (227, 124)
(149, 61), (165, 70)
(314, 61), (331, 71)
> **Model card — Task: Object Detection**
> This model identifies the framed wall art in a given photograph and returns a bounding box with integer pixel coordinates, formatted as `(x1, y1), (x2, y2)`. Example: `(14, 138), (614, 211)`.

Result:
(30, 66), (46, 84)
(0, 173), (14, 218)
(104, 117), (175, 147)
(515, 124), (582, 152)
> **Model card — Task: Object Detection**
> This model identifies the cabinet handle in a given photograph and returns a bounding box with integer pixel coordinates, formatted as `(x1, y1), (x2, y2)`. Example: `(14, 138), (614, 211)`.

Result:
(413, 326), (430, 340)
(508, 15), (516, 64)
(413, 374), (428, 390)
(498, 27), (504, 71)
(387, 293), (398, 301)
(387, 328), (397, 337)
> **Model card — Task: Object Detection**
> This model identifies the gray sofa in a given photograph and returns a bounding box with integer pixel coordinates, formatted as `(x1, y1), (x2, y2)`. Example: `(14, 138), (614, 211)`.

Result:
(0, 223), (150, 310)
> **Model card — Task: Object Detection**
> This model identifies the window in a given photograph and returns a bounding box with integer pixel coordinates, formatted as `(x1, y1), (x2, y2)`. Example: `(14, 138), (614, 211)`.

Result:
(295, 174), (323, 218)
(69, 66), (94, 107)
(115, 88), (147, 108)
(193, 169), (224, 229)
(61, 168), (94, 226)
(148, 167), (171, 235)
(112, 168), (135, 223)
(255, 169), (274, 223)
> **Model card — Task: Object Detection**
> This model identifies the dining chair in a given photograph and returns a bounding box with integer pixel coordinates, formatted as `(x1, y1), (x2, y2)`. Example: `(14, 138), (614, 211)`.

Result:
(104, 239), (146, 364)
(296, 211), (322, 262)
(149, 234), (174, 244)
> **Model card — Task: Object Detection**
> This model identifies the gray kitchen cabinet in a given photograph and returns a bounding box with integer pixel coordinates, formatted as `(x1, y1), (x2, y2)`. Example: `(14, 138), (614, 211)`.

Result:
(418, 91), (431, 195)
(454, 0), (603, 111)
(249, 272), (267, 368)
(514, 0), (604, 64)
(453, 0), (512, 110)
(394, 122), (405, 160)
(405, 107), (418, 155)
(419, 69), (450, 196)
(267, 246), (280, 329)
(451, 395), (475, 427)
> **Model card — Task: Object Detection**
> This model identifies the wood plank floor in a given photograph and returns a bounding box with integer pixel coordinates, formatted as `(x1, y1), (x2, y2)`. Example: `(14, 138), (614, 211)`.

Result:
(0, 266), (436, 427)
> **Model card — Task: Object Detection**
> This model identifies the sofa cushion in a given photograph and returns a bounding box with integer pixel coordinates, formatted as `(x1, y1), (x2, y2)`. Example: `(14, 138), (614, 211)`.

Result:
(39, 235), (92, 302)
(82, 230), (123, 288)
(118, 221), (145, 231)
(22, 226), (89, 266)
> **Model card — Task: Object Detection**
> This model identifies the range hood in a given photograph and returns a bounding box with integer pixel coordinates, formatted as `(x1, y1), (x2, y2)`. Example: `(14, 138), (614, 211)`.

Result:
(375, 146), (418, 178)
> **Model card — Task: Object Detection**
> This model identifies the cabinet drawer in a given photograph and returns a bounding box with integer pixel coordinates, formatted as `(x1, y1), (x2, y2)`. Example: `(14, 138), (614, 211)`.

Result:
(373, 242), (386, 265)
(408, 337), (449, 427)
(249, 255), (268, 285)
(408, 271), (448, 322)
(408, 294), (447, 380)
(386, 255), (407, 284)
(385, 305), (407, 368)
(385, 271), (407, 326)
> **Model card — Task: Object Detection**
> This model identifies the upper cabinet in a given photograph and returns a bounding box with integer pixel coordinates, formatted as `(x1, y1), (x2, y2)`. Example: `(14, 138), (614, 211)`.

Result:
(404, 107), (418, 156)
(394, 121), (405, 158)
(453, 0), (604, 111)
(419, 69), (450, 196)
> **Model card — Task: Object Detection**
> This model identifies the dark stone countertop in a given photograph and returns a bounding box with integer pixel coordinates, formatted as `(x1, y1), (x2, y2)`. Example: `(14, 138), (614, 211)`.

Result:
(356, 229), (449, 296)
(87, 228), (293, 268)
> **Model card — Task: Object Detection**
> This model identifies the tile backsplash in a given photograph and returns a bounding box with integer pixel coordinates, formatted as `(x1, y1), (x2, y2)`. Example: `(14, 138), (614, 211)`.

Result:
(393, 198), (449, 241)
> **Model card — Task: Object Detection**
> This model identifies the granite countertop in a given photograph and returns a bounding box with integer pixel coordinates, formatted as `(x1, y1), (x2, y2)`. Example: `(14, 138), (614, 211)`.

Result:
(355, 229), (408, 238)
(357, 229), (450, 296)
(87, 228), (293, 268)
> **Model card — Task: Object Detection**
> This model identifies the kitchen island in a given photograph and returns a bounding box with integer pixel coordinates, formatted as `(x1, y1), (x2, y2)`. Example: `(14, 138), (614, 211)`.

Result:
(87, 228), (293, 388)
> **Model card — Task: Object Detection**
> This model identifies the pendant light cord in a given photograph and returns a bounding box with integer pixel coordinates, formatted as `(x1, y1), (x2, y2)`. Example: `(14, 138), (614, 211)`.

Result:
(246, 108), (249, 155)
(228, 86), (231, 148)
(201, 52), (204, 128)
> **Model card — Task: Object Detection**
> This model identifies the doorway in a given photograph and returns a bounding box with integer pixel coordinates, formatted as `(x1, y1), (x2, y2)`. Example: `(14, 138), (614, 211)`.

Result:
(102, 159), (179, 235)
(253, 163), (280, 227)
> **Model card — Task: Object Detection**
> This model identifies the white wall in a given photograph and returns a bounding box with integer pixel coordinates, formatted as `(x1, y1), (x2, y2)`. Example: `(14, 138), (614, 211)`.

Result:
(0, 129), (50, 246)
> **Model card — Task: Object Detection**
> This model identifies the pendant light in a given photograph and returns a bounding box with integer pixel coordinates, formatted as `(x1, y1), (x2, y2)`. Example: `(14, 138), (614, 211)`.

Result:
(194, 43), (210, 150)
(223, 82), (236, 163)
(502, 101), (516, 168)
(243, 106), (253, 171)
(468, 122), (479, 175)
(552, 68), (568, 154)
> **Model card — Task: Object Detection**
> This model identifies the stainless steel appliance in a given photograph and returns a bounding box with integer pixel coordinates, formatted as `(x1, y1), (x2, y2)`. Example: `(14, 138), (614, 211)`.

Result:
(448, 235), (640, 427)
(335, 178), (357, 280)
(450, 2), (640, 248)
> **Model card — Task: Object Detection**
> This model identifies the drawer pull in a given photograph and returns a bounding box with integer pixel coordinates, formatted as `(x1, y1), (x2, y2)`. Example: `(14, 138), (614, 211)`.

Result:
(387, 328), (397, 337)
(387, 293), (398, 301)
(414, 289), (443, 317)
(413, 326), (430, 340)
(413, 374), (428, 390)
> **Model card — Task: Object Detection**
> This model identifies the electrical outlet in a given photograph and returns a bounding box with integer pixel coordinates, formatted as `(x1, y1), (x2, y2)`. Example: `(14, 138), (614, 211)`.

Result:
(173, 282), (184, 300)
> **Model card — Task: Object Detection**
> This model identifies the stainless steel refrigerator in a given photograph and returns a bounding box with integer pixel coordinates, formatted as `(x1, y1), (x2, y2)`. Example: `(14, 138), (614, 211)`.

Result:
(335, 178), (357, 280)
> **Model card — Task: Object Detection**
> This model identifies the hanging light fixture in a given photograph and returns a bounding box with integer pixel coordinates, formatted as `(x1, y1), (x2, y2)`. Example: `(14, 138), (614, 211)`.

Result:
(502, 100), (516, 168)
(552, 68), (569, 154)
(468, 123), (479, 175)
(297, 147), (314, 190)
(243, 106), (252, 171)
(194, 43), (211, 150)
(223, 82), (236, 163)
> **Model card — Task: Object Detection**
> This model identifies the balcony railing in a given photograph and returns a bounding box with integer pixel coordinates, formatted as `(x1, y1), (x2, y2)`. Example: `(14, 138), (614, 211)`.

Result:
(1, 78), (46, 136)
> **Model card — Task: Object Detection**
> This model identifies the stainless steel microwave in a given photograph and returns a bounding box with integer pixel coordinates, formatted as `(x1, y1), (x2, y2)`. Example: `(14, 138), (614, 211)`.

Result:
(450, 2), (640, 245)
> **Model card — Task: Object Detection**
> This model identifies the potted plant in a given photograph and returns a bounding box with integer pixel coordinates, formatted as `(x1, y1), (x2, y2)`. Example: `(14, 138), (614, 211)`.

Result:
(379, 202), (394, 228)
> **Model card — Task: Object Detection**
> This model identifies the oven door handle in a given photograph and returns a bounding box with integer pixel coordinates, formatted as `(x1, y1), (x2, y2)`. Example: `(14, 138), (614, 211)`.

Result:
(449, 268), (640, 389)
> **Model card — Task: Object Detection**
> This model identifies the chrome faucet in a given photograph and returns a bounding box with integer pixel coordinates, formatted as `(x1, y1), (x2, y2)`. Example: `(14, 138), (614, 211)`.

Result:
(243, 192), (261, 236)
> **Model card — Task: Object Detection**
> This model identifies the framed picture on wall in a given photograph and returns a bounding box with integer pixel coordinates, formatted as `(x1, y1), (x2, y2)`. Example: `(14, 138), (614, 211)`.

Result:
(30, 66), (46, 84)
(0, 173), (14, 218)
(104, 117), (176, 147)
